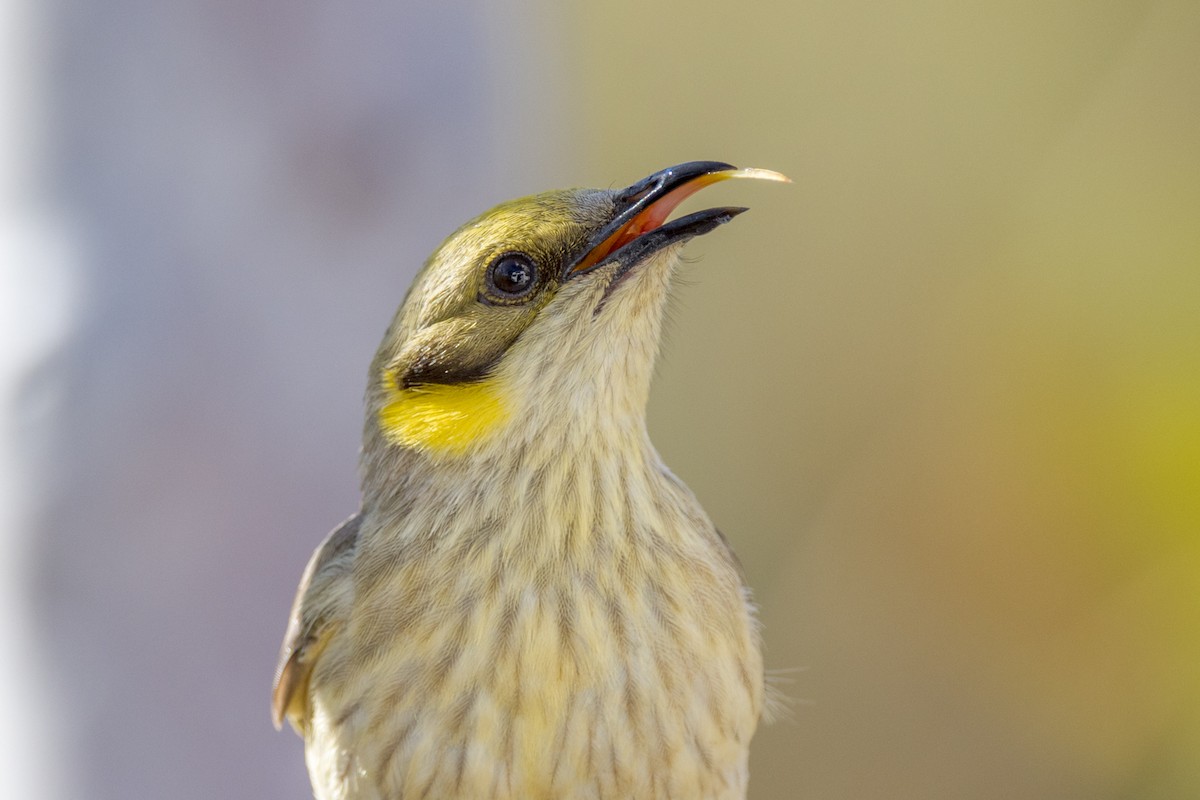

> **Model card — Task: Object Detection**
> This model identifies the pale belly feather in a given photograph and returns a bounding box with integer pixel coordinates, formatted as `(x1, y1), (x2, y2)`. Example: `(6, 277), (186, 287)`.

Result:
(305, 519), (761, 800)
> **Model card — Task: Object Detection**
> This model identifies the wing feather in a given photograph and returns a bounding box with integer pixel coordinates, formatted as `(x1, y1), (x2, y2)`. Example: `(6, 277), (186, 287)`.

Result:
(271, 513), (361, 732)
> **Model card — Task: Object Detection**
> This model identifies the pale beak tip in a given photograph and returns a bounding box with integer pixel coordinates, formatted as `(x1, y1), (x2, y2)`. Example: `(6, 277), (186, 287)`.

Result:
(722, 167), (792, 184)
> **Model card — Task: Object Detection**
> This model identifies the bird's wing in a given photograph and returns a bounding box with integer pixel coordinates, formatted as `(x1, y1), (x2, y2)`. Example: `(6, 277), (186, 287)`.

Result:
(271, 512), (361, 733)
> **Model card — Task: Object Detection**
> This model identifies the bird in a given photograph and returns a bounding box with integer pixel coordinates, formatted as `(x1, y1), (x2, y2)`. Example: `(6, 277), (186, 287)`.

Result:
(272, 161), (787, 799)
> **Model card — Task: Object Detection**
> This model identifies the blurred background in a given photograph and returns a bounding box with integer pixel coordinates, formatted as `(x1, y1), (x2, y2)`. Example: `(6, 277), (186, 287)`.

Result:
(1, 1), (1197, 798)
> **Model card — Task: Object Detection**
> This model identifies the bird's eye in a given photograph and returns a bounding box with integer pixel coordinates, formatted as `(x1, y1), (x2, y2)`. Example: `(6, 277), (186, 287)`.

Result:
(483, 252), (539, 303)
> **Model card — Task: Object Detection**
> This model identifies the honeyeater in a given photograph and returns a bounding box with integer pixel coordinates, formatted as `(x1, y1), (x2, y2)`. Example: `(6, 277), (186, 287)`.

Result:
(272, 161), (786, 799)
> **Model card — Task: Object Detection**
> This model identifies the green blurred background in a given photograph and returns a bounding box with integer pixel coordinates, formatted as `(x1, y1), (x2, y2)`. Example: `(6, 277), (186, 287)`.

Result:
(3, 1), (1196, 798)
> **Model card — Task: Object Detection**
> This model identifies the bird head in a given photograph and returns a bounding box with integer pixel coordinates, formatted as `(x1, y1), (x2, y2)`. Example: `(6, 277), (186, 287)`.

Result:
(363, 161), (786, 470)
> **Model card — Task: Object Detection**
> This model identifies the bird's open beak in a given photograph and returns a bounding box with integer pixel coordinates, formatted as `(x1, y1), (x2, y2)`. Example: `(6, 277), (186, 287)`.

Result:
(564, 161), (789, 279)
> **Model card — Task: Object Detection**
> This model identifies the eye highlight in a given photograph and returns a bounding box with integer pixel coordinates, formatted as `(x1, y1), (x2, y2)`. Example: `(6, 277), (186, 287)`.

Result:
(483, 252), (539, 304)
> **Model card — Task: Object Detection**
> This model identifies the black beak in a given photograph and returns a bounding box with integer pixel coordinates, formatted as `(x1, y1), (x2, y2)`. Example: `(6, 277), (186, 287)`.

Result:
(563, 161), (748, 279)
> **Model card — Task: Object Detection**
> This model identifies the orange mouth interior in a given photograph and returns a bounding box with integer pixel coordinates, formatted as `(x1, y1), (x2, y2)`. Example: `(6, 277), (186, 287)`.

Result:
(570, 172), (729, 274)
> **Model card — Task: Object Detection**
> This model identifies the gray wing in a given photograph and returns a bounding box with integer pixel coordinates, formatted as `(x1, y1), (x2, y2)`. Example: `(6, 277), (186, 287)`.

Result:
(271, 512), (361, 732)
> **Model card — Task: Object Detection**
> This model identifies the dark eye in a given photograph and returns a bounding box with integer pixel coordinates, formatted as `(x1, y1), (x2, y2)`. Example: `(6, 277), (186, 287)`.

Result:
(484, 252), (539, 302)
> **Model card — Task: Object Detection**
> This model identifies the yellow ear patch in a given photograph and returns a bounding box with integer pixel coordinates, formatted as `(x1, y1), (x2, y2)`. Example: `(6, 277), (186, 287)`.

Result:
(378, 370), (510, 456)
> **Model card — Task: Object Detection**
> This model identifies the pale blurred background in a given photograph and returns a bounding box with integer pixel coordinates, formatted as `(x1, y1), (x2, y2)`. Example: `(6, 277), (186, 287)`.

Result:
(1, 1), (1197, 798)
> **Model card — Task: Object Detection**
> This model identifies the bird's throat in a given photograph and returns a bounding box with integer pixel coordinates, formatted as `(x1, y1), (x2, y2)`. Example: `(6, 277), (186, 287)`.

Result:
(377, 369), (510, 455)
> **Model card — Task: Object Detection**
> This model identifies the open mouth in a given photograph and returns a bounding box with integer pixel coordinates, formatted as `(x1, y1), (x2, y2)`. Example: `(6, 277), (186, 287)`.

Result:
(563, 161), (789, 281)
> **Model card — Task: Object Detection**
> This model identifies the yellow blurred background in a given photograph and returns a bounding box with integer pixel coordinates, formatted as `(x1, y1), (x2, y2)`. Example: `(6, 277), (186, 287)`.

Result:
(569, 2), (1200, 797)
(1, 1), (1196, 798)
